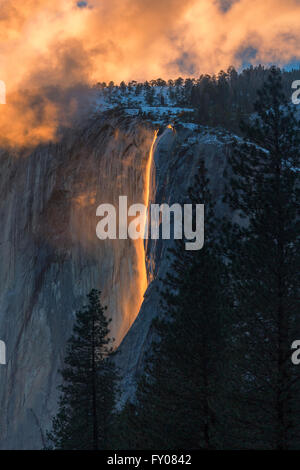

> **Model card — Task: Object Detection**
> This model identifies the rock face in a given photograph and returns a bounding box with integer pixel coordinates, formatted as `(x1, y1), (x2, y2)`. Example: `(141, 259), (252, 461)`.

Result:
(116, 124), (233, 405)
(0, 113), (233, 449)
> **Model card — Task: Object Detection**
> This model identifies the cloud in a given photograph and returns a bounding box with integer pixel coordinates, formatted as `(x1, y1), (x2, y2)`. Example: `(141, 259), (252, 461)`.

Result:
(0, 0), (300, 145)
(215, 0), (239, 12)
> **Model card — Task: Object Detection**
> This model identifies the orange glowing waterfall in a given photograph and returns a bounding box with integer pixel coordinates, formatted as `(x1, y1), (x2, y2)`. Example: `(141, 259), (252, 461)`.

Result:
(135, 129), (159, 314)
(144, 129), (159, 232)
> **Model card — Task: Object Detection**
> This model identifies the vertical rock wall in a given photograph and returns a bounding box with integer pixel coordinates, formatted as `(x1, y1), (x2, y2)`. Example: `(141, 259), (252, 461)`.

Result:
(0, 115), (233, 449)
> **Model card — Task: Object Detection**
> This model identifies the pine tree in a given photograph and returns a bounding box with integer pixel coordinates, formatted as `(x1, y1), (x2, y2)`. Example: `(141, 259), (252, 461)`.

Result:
(223, 67), (300, 449)
(145, 86), (155, 106)
(46, 289), (118, 450)
(117, 162), (231, 449)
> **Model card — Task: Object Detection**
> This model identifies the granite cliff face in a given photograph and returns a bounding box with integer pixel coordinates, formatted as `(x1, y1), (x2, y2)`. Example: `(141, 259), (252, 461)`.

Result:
(116, 123), (233, 405)
(0, 113), (233, 449)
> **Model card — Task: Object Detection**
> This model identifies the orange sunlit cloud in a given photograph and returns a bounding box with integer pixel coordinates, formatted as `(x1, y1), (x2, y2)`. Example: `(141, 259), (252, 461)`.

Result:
(0, 0), (300, 145)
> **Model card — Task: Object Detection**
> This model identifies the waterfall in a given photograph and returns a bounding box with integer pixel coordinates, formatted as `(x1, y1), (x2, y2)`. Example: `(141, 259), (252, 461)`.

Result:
(134, 129), (159, 308)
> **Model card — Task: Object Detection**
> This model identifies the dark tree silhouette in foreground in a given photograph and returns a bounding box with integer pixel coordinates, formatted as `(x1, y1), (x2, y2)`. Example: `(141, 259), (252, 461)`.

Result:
(116, 163), (231, 449)
(223, 67), (300, 449)
(46, 289), (118, 450)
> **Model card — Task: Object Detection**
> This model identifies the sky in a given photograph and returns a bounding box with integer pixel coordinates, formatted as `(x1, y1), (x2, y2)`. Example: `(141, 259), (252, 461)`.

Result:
(0, 0), (299, 145)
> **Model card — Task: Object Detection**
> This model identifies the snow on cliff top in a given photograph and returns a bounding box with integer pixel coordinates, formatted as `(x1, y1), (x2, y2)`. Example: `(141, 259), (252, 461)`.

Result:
(92, 84), (194, 124)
